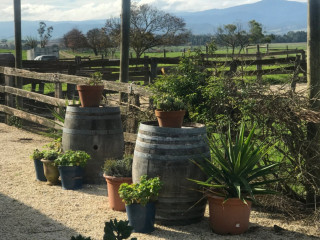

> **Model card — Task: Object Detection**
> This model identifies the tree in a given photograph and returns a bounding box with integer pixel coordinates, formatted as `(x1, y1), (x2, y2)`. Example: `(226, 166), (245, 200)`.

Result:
(86, 28), (117, 56)
(215, 24), (249, 55)
(248, 20), (264, 44)
(104, 3), (190, 58)
(63, 28), (88, 52)
(86, 28), (102, 56)
(24, 36), (38, 49)
(37, 22), (53, 48)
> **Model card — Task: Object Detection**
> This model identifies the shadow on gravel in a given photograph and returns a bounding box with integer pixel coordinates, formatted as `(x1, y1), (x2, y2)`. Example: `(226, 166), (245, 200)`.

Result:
(150, 216), (319, 240)
(0, 193), (81, 240)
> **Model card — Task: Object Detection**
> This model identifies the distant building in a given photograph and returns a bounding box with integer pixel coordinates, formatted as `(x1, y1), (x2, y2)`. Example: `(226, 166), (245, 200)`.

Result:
(27, 45), (59, 60)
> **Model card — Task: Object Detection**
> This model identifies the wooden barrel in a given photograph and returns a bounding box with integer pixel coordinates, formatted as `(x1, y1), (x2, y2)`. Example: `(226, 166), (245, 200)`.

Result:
(62, 105), (124, 183)
(133, 121), (209, 226)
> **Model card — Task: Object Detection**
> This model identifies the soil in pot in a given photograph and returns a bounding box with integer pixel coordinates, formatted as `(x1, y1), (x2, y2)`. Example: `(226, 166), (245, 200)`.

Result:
(155, 110), (185, 128)
(59, 166), (84, 190)
(126, 202), (156, 233)
(41, 159), (59, 185)
(208, 195), (252, 235)
(33, 159), (47, 181)
(104, 175), (132, 211)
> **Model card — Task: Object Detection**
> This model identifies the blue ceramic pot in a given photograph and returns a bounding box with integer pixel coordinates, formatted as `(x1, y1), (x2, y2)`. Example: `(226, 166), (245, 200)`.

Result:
(58, 166), (84, 190)
(33, 159), (47, 181)
(126, 202), (156, 233)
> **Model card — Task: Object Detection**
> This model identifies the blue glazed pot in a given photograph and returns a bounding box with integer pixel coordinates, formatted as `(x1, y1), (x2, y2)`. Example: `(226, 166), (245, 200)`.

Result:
(58, 166), (84, 190)
(33, 159), (47, 181)
(126, 202), (156, 233)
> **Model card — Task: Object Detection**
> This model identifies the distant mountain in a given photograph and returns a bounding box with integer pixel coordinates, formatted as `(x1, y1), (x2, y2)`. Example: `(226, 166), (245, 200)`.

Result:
(0, 0), (307, 39)
(177, 0), (307, 34)
(0, 20), (106, 40)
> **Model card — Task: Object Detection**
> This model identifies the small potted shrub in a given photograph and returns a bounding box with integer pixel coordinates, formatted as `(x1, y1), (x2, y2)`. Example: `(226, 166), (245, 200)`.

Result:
(153, 95), (186, 128)
(189, 123), (280, 235)
(103, 219), (137, 240)
(77, 71), (104, 107)
(54, 150), (91, 190)
(41, 149), (60, 185)
(30, 149), (46, 181)
(118, 175), (162, 233)
(103, 156), (133, 211)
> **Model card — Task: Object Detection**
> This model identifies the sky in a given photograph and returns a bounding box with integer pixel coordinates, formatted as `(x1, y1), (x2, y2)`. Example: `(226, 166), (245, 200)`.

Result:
(0, 0), (307, 22)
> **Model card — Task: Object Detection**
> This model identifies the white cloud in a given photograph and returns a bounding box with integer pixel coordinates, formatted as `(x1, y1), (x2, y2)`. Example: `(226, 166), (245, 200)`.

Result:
(0, 0), (308, 21)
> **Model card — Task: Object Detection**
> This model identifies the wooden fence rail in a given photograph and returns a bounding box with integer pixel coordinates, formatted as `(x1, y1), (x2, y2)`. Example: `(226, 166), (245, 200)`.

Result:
(0, 67), (149, 144)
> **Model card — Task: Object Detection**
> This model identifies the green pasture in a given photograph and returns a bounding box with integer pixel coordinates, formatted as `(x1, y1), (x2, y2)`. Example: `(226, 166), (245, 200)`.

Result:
(0, 49), (27, 60)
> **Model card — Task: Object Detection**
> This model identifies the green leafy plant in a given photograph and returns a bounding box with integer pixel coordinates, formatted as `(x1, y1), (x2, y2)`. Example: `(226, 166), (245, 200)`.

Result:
(119, 175), (162, 206)
(42, 149), (59, 161)
(30, 149), (44, 161)
(189, 123), (280, 203)
(153, 95), (185, 111)
(88, 71), (103, 86)
(70, 235), (92, 240)
(54, 150), (91, 167)
(103, 219), (137, 240)
(103, 155), (133, 177)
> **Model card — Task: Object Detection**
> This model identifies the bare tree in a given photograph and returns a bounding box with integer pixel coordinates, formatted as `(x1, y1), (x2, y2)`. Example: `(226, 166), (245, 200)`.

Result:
(37, 22), (53, 48)
(24, 36), (38, 49)
(104, 3), (190, 58)
(215, 23), (249, 55)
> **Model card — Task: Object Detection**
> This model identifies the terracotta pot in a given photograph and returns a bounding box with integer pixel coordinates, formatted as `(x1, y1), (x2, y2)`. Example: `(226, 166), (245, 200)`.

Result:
(77, 85), (104, 107)
(103, 175), (132, 211)
(155, 110), (186, 128)
(207, 195), (252, 235)
(41, 159), (60, 185)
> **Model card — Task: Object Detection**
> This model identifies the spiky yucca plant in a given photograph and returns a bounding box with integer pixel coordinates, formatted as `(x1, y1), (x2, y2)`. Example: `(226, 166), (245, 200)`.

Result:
(190, 123), (280, 203)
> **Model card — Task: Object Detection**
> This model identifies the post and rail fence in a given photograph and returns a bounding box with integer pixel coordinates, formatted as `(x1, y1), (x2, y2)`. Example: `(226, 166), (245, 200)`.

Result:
(0, 48), (306, 148)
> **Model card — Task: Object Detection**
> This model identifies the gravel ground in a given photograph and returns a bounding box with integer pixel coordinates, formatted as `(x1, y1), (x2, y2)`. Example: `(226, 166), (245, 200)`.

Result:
(0, 123), (319, 240)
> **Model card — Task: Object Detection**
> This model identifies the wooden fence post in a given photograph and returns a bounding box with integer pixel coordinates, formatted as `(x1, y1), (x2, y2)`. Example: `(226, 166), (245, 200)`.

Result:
(163, 49), (166, 58)
(144, 56), (150, 85)
(291, 55), (301, 92)
(5, 75), (14, 124)
(67, 65), (77, 100)
(256, 44), (262, 82)
(150, 58), (158, 84)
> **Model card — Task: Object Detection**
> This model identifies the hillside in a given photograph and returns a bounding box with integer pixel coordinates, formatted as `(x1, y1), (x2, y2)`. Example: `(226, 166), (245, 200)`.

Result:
(0, 0), (307, 39)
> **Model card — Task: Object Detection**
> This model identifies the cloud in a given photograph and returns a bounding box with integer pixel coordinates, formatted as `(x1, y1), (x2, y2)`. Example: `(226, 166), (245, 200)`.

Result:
(0, 0), (308, 21)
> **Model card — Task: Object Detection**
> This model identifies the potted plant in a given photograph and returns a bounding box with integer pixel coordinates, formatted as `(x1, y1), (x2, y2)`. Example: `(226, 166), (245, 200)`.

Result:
(54, 150), (91, 190)
(41, 149), (60, 185)
(103, 156), (133, 211)
(189, 123), (280, 235)
(153, 95), (186, 128)
(77, 71), (104, 107)
(30, 149), (46, 181)
(118, 175), (162, 233)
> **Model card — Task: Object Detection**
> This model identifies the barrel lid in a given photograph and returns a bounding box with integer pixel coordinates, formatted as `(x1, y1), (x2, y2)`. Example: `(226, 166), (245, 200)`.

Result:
(139, 121), (207, 134)
(66, 105), (120, 113)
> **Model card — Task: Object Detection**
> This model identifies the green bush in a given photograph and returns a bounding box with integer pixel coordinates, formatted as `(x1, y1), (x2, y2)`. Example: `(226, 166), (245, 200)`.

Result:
(54, 150), (90, 167)
(103, 155), (133, 177)
(118, 175), (162, 206)
(30, 149), (44, 161)
(42, 149), (59, 161)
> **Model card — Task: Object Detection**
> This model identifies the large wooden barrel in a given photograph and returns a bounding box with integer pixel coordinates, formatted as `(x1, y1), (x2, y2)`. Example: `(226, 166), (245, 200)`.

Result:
(133, 121), (209, 226)
(62, 105), (124, 183)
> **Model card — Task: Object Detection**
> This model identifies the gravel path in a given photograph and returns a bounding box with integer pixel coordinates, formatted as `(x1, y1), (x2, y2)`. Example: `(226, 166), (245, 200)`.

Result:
(0, 123), (319, 240)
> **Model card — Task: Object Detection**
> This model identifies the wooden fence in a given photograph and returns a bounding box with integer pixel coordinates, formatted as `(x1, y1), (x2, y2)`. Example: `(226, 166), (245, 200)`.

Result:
(0, 49), (306, 149)
(0, 66), (150, 146)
